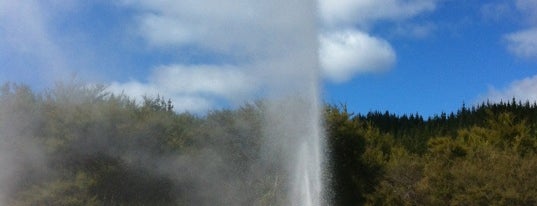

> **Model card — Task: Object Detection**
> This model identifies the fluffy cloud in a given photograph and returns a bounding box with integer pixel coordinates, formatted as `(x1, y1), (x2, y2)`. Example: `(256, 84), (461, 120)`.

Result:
(484, 75), (537, 103)
(1, 0), (441, 112)
(108, 80), (213, 113)
(505, 28), (537, 59)
(320, 31), (396, 82)
(0, 0), (69, 82)
(317, 0), (438, 83)
(138, 14), (195, 47)
(108, 64), (256, 113)
(504, 0), (537, 59)
(150, 64), (254, 98)
(122, 0), (316, 57)
(113, 0), (319, 112)
(125, 0), (438, 84)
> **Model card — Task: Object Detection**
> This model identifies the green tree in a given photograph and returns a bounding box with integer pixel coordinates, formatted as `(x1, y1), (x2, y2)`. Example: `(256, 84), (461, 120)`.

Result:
(326, 105), (390, 205)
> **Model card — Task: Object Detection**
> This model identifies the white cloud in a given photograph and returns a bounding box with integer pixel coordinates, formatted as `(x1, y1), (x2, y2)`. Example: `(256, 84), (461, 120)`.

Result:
(108, 81), (159, 99)
(503, 0), (537, 59)
(123, 0), (247, 51)
(122, 0), (316, 57)
(319, 0), (437, 28)
(119, 0), (441, 85)
(150, 64), (254, 98)
(114, 0), (320, 112)
(138, 14), (195, 46)
(505, 28), (537, 59)
(317, 0), (438, 83)
(108, 80), (213, 112)
(484, 75), (537, 103)
(0, 0), (443, 110)
(108, 64), (256, 113)
(320, 30), (396, 83)
(0, 0), (69, 82)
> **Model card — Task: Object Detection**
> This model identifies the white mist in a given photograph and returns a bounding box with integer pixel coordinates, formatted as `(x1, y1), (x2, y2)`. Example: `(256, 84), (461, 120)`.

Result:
(0, 0), (326, 204)
(263, 88), (324, 206)
(259, 0), (325, 204)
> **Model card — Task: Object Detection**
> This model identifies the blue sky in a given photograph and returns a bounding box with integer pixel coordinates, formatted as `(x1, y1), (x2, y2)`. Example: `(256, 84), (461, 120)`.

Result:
(1, 0), (536, 117)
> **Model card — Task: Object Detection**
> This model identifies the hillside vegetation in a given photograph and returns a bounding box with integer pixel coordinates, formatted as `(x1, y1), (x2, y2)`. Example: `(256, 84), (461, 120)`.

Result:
(2, 83), (537, 205)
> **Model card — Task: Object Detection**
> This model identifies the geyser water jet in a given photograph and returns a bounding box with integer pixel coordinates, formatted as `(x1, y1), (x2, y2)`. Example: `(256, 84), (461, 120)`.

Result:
(263, 89), (324, 206)
(259, 0), (325, 203)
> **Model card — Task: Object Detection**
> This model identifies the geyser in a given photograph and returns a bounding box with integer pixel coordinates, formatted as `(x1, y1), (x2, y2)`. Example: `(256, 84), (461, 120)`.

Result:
(0, 0), (325, 205)
(258, 0), (325, 205)
(263, 89), (324, 206)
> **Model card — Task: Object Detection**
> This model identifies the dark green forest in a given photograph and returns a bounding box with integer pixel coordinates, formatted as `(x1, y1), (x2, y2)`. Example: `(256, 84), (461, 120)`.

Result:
(2, 83), (537, 205)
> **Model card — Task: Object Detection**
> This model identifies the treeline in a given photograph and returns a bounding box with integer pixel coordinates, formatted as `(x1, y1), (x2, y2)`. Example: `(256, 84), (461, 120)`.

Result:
(353, 99), (537, 154)
(2, 83), (537, 205)
(328, 99), (537, 205)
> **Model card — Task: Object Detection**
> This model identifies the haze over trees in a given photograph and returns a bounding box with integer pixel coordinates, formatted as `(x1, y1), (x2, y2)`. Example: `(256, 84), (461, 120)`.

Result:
(1, 82), (537, 205)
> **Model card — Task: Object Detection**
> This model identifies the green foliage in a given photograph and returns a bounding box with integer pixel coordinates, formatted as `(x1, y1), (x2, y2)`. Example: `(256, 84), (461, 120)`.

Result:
(11, 172), (101, 206)
(4, 82), (537, 205)
(365, 148), (424, 206)
(0, 82), (275, 205)
(366, 108), (537, 205)
(83, 155), (175, 206)
(325, 105), (393, 205)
